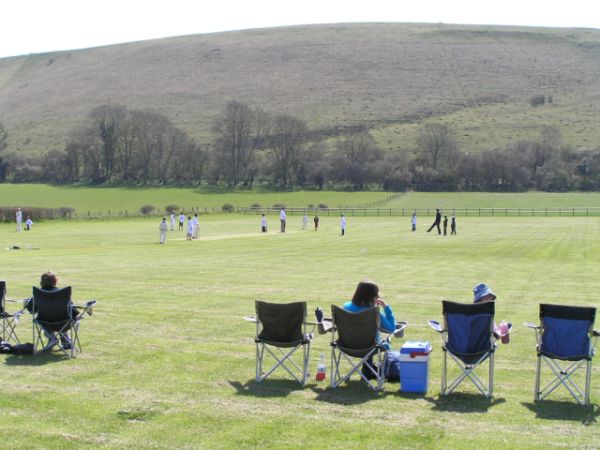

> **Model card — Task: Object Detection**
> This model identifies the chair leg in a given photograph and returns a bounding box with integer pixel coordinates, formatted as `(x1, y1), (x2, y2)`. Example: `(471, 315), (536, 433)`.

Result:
(584, 359), (592, 406)
(255, 343), (264, 382)
(534, 354), (542, 401)
(302, 343), (310, 385)
(441, 348), (447, 395)
(489, 352), (494, 398)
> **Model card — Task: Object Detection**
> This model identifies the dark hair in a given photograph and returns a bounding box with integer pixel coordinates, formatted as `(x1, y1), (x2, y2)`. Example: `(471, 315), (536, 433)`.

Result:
(40, 271), (57, 289)
(351, 281), (379, 307)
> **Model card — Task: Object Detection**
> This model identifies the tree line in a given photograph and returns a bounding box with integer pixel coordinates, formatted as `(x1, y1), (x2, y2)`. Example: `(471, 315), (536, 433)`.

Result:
(1, 101), (600, 192)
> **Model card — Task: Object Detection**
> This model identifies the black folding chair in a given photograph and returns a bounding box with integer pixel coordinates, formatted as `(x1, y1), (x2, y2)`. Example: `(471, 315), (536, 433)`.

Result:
(526, 304), (598, 405)
(330, 305), (406, 391)
(429, 300), (496, 398)
(0, 280), (25, 344)
(254, 301), (315, 385)
(30, 286), (96, 357)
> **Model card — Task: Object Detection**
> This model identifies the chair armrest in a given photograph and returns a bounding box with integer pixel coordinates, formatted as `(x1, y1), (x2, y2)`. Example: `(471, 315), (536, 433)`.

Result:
(381, 321), (408, 338)
(317, 318), (334, 334)
(74, 300), (97, 317)
(6, 298), (29, 304)
(525, 322), (540, 329)
(428, 320), (443, 333)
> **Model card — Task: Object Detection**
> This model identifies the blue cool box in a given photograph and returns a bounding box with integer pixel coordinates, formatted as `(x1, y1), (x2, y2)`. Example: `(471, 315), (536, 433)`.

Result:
(400, 341), (432, 393)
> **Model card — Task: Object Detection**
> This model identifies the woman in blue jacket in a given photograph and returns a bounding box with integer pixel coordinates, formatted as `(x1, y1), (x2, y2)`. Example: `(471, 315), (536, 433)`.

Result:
(343, 280), (396, 332)
(343, 280), (397, 379)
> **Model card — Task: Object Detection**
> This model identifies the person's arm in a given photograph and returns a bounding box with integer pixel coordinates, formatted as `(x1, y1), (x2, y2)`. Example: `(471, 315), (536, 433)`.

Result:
(375, 298), (397, 332)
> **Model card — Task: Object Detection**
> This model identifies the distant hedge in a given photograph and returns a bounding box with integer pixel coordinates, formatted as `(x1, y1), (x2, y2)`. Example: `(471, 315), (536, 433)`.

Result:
(0, 207), (75, 222)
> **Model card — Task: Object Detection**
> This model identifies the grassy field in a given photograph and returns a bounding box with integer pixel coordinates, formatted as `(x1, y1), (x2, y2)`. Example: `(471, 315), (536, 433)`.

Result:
(2, 184), (600, 218)
(0, 184), (392, 215)
(0, 204), (599, 448)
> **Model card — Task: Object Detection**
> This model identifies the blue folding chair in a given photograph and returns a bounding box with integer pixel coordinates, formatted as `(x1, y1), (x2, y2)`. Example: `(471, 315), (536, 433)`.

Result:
(429, 300), (496, 398)
(526, 304), (598, 405)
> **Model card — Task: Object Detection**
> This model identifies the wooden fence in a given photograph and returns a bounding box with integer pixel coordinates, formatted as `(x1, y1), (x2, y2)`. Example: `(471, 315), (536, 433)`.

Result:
(238, 207), (600, 217)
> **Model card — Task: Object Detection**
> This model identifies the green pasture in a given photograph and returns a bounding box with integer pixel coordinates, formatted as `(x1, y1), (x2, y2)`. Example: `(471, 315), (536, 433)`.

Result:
(0, 209), (599, 448)
(2, 185), (600, 219)
(0, 184), (391, 215)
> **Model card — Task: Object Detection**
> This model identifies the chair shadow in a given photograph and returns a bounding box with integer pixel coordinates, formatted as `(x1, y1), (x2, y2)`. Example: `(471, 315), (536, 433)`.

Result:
(311, 381), (391, 405)
(424, 392), (506, 413)
(228, 379), (311, 398)
(522, 401), (599, 425)
(3, 352), (72, 366)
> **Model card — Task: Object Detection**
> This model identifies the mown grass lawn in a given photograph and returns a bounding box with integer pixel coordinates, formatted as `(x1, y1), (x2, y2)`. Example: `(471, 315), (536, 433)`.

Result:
(1, 212), (599, 449)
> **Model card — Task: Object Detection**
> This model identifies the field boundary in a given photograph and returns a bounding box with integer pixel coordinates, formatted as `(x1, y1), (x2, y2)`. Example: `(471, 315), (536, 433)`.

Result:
(240, 206), (600, 217)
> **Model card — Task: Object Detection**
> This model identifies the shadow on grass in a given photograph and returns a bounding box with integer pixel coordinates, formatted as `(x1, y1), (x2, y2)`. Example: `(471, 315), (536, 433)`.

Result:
(229, 379), (310, 398)
(424, 392), (506, 413)
(311, 381), (391, 405)
(522, 401), (599, 425)
(3, 352), (71, 366)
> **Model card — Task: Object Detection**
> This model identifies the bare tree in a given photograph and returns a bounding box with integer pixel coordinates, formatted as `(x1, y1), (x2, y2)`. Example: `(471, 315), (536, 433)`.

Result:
(416, 123), (458, 170)
(269, 114), (308, 187)
(89, 104), (127, 181)
(0, 123), (8, 182)
(332, 129), (382, 189)
(131, 110), (171, 184)
(213, 101), (267, 186)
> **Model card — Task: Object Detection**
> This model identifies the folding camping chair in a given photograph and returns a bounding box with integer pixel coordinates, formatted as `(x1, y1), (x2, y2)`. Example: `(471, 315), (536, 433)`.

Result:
(254, 300), (315, 385)
(429, 300), (496, 398)
(329, 305), (406, 391)
(30, 286), (96, 357)
(526, 303), (598, 406)
(0, 280), (25, 344)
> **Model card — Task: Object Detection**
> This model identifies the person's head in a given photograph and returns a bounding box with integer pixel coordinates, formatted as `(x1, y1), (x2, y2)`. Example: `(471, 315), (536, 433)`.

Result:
(351, 280), (380, 307)
(162, 217), (166, 221)
(40, 271), (58, 289)
(188, 216), (191, 220)
(473, 283), (496, 303)
(436, 208), (440, 212)
(194, 213), (198, 217)
(262, 213), (265, 217)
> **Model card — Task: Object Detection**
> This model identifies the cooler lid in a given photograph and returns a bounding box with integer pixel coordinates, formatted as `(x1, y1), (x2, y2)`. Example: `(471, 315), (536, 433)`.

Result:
(401, 340), (432, 355)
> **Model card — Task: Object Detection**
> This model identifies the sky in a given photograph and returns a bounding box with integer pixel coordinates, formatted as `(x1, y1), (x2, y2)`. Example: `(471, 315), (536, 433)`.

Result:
(1, 0), (598, 58)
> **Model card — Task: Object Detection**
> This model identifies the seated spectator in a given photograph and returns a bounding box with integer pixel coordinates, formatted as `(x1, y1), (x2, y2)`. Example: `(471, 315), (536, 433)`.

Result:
(26, 271), (77, 349)
(473, 283), (496, 304)
(473, 283), (510, 342)
(343, 280), (397, 378)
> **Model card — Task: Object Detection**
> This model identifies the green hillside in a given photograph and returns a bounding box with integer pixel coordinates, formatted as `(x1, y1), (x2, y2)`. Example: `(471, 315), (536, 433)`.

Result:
(1, 23), (600, 155)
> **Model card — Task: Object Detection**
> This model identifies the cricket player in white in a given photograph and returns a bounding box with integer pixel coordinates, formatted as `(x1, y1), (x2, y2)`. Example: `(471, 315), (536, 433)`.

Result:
(159, 218), (168, 244)
(280, 207), (286, 233)
(16, 208), (22, 232)
(192, 214), (199, 239)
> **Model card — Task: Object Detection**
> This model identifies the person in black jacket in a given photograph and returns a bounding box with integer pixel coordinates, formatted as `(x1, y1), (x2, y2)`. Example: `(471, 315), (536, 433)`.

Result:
(427, 208), (442, 235)
(26, 271), (77, 349)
